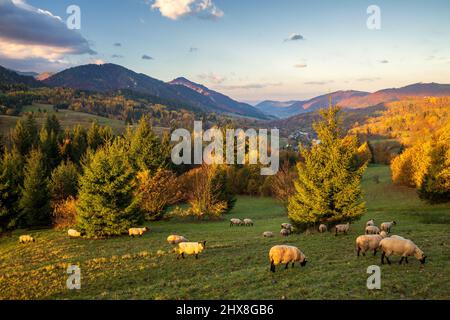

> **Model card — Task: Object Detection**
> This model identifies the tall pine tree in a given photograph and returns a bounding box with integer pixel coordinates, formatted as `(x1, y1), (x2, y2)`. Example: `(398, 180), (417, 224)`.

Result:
(287, 105), (367, 230)
(76, 140), (142, 237)
(19, 149), (51, 227)
(0, 149), (24, 231)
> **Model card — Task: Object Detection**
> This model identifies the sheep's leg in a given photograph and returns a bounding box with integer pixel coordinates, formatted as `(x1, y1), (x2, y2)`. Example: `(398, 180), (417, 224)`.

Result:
(195, 254), (199, 259)
(381, 251), (385, 264)
(399, 257), (404, 265)
(373, 249), (377, 256)
(291, 262), (295, 268)
(386, 256), (391, 265)
(357, 247), (361, 257)
(405, 257), (409, 264)
(284, 263), (289, 270)
(181, 253), (185, 259)
(270, 261), (276, 273)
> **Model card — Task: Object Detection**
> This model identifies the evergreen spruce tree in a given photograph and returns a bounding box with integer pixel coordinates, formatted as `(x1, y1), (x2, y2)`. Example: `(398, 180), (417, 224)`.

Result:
(76, 140), (142, 237)
(49, 161), (79, 202)
(128, 117), (170, 173)
(39, 128), (60, 170)
(44, 114), (61, 136)
(11, 114), (38, 155)
(287, 105), (367, 230)
(213, 166), (236, 213)
(0, 149), (24, 231)
(87, 122), (103, 151)
(19, 149), (51, 227)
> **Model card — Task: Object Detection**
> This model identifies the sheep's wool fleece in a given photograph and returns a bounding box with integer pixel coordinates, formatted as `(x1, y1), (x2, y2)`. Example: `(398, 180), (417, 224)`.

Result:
(269, 245), (305, 265)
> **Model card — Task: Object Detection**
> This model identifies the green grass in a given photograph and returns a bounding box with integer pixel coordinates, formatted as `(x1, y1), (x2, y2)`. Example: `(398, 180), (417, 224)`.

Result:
(0, 165), (449, 300)
(1, 104), (169, 136)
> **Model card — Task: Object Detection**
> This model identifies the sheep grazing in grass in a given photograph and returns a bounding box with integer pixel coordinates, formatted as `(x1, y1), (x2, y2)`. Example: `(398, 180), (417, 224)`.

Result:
(230, 218), (243, 227)
(379, 237), (426, 265)
(128, 227), (149, 237)
(269, 245), (307, 272)
(318, 224), (327, 233)
(390, 235), (405, 240)
(366, 219), (375, 227)
(243, 218), (254, 226)
(334, 223), (350, 236)
(167, 235), (189, 245)
(281, 223), (293, 231)
(280, 229), (291, 237)
(19, 235), (35, 244)
(365, 225), (380, 235)
(380, 221), (397, 233)
(68, 229), (81, 238)
(356, 234), (385, 257)
(263, 231), (274, 238)
(175, 241), (207, 259)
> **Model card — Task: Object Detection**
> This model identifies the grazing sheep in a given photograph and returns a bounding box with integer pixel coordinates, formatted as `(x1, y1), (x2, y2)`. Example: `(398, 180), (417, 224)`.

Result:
(379, 237), (426, 265)
(243, 218), (254, 226)
(175, 241), (206, 259)
(365, 225), (380, 235)
(318, 224), (327, 233)
(280, 229), (291, 237)
(167, 235), (189, 245)
(366, 219), (375, 227)
(263, 231), (274, 238)
(381, 221), (397, 233)
(230, 218), (243, 227)
(19, 235), (35, 244)
(68, 229), (81, 238)
(269, 245), (307, 272)
(281, 223), (293, 231)
(335, 223), (350, 236)
(128, 227), (149, 237)
(356, 234), (384, 257)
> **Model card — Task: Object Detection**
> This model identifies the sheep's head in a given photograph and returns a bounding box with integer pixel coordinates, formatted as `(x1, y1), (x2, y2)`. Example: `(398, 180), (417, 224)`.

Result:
(198, 241), (206, 250)
(392, 221), (397, 225)
(144, 227), (150, 231)
(415, 248), (426, 264)
(300, 259), (307, 267)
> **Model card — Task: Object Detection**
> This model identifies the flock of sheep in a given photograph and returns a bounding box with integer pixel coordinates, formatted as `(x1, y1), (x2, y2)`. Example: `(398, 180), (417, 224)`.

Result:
(16, 216), (426, 273)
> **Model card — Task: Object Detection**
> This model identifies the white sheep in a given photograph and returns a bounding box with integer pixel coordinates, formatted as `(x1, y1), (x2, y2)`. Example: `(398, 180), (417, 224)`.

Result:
(380, 221), (397, 233)
(263, 231), (274, 238)
(68, 229), (81, 238)
(379, 237), (426, 265)
(269, 245), (307, 272)
(334, 223), (350, 236)
(365, 225), (380, 235)
(280, 228), (291, 237)
(230, 218), (243, 227)
(175, 241), (206, 259)
(243, 218), (254, 226)
(390, 235), (405, 240)
(318, 224), (327, 233)
(128, 227), (149, 237)
(355, 234), (384, 257)
(281, 223), (293, 231)
(19, 235), (35, 244)
(167, 235), (189, 245)
(366, 219), (375, 227)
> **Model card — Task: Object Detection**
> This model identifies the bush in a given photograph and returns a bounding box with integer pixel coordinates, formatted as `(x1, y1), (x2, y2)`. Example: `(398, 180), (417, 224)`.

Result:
(52, 197), (77, 229)
(137, 169), (182, 221)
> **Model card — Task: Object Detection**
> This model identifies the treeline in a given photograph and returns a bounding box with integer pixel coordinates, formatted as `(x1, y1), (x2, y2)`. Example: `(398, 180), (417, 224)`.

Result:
(352, 97), (450, 203)
(0, 114), (241, 236)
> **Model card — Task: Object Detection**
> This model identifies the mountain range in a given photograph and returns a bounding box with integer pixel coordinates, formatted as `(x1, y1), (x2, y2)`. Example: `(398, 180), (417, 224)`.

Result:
(256, 83), (450, 118)
(2, 63), (450, 121)
(42, 63), (269, 119)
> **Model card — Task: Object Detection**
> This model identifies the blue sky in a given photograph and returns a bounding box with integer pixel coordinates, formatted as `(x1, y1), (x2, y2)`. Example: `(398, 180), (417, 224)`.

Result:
(1, 0), (449, 102)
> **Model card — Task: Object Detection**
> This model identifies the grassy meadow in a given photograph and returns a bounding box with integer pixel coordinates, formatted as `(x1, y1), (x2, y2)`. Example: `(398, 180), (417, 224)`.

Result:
(0, 165), (449, 300)
(0, 104), (169, 135)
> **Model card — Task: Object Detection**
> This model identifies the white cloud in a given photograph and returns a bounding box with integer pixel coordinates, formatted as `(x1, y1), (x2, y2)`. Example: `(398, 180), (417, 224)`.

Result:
(285, 33), (305, 42)
(151, 0), (223, 20)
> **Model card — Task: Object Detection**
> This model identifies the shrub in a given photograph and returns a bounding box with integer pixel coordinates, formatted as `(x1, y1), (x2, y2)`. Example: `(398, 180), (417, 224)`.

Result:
(52, 197), (77, 229)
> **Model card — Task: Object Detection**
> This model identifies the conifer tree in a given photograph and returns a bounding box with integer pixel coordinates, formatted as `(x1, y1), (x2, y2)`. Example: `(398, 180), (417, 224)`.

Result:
(19, 149), (51, 227)
(287, 105), (367, 230)
(0, 149), (24, 231)
(11, 114), (38, 155)
(76, 140), (142, 237)
(39, 128), (60, 170)
(49, 161), (79, 202)
(44, 114), (61, 136)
